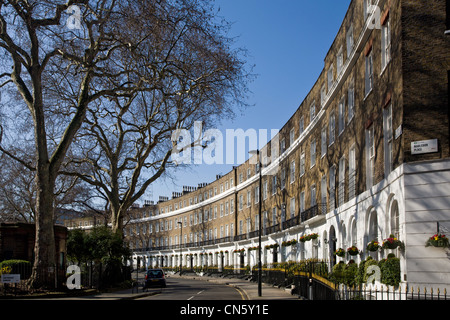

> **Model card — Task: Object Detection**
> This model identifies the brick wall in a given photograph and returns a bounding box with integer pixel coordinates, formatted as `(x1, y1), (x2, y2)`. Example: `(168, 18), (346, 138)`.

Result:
(401, 0), (450, 162)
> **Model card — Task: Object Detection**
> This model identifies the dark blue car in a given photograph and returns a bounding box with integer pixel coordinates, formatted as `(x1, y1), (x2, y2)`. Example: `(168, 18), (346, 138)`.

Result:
(143, 269), (166, 289)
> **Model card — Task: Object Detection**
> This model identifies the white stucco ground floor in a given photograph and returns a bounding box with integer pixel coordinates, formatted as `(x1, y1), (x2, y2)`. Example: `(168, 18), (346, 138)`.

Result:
(132, 159), (450, 293)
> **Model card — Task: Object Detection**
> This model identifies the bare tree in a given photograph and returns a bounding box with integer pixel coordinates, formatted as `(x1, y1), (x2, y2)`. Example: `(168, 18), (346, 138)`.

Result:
(0, 152), (93, 223)
(0, 0), (177, 289)
(62, 0), (252, 234)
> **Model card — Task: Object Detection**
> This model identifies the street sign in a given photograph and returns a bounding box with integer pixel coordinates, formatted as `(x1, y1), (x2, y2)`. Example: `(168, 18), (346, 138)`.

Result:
(1, 274), (20, 284)
(411, 139), (438, 155)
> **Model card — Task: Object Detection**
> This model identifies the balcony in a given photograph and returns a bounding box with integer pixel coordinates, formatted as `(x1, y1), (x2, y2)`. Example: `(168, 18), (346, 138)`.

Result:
(300, 203), (327, 223)
(135, 204), (327, 253)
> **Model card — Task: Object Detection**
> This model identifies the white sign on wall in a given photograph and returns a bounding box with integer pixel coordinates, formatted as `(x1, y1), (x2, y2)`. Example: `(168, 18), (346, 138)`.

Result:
(1, 274), (20, 284)
(411, 139), (438, 155)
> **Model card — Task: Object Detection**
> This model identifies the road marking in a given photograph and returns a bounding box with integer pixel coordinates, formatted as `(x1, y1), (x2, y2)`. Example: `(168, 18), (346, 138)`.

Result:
(229, 285), (248, 300)
(188, 290), (204, 300)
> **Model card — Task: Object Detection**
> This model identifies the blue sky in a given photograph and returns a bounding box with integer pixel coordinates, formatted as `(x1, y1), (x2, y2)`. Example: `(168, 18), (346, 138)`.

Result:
(149, 0), (351, 202)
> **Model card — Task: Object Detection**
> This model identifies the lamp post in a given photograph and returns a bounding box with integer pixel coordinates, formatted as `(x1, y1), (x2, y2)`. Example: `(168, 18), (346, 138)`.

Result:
(249, 149), (262, 297)
(178, 221), (183, 275)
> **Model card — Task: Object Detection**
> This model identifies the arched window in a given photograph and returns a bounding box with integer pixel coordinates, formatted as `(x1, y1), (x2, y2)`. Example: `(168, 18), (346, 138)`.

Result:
(368, 209), (379, 259)
(341, 222), (347, 249)
(390, 200), (400, 238)
(351, 218), (357, 246)
(368, 210), (378, 241)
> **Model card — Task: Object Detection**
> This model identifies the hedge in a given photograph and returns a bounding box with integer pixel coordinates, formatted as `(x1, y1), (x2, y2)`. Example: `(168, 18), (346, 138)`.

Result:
(0, 260), (32, 279)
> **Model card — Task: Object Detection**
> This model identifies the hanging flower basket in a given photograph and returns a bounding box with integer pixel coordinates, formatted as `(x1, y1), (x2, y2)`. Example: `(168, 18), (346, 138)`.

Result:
(426, 234), (449, 248)
(300, 235), (308, 242)
(282, 239), (298, 247)
(334, 248), (346, 257)
(347, 246), (360, 256)
(366, 240), (380, 252)
(382, 234), (405, 250)
(309, 233), (319, 240)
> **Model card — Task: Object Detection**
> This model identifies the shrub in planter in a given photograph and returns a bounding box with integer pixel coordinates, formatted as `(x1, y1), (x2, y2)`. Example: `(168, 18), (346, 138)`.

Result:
(356, 257), (378, 285)
(379, 256), (401, 287)
(330, 261), (346, 284)
(0, 260), (32, 279)
(344, 261), (358, 287)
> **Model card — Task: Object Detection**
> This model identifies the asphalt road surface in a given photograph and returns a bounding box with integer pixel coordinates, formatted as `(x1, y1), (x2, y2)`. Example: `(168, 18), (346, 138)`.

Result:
(138, 276), (245, 300)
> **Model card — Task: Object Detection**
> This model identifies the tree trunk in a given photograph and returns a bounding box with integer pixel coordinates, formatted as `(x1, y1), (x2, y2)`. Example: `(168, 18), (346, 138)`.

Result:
(28, 169), (56, 290)
(111, 206), (124, 236)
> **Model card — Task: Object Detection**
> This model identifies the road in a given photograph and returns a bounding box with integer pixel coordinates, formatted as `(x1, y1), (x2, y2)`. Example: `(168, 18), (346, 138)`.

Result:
(138, 276), (246, 300)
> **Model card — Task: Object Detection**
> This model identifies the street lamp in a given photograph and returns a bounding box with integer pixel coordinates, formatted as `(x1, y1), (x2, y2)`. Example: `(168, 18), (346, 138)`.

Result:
(178, 221), (183, 275)
(249, 149), (262, 297)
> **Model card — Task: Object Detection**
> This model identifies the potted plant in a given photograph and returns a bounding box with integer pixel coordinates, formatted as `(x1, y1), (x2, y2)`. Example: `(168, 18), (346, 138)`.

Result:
(382, 234), (405, 250)
(426, 234), (449, 248)
(366, 240), (380, 252)
(347, 246), (360, 256)
(334, 248), (346, 257)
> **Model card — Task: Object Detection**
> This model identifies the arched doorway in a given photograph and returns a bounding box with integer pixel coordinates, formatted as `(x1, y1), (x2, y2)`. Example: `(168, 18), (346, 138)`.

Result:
(329, 226), (337, 267)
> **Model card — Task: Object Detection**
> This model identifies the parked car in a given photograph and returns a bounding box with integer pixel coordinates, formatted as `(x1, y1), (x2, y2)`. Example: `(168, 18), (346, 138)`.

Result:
(143, 269), (166, 289)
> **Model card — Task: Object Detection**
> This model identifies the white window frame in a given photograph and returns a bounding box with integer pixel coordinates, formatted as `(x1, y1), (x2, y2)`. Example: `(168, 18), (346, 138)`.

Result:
(337, 46), (344, 76)
(310, 185), (316, 207)
(300, 191), (305, 214)
(300, 116), (304, 135)
(349, 144), (356, 200)
(321, 175), (327, 206)
(365, 51), (374, 97)
(366, 126), (375, 189)
(327, 65), (334, 93)
(329, 165), (336, 211)
(321, 85), (327, 107)
(381, 18), (391, 71)
(290, 160), (295, 183)
(310, 139), (316, 168)
(290, 197), (295, 219)
(338, 156), (346, 207)
(310, 101), (316, 123)
(300, 152), (306, 177)
(338, 97), (346, 135)
(348, 82), (355, 123)
(321, 126), (327, 157)
(290, 128), (295, 146)
(383, 104), (393, 177)
(329, 112), (336, 145)
(346, 25), (354, 59)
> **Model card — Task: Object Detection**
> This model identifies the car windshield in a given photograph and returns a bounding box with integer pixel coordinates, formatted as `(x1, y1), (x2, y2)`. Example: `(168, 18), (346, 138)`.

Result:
(147, 270), (163, 278)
